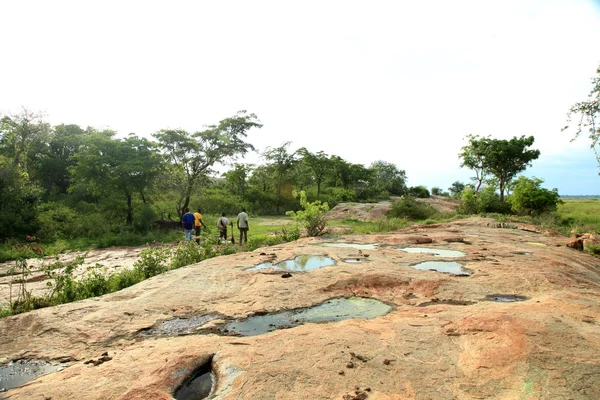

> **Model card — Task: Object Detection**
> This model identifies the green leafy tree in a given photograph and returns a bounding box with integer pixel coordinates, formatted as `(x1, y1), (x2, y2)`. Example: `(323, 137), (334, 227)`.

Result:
(448, 181), (466, 199)
(298, 148), (331, 197)
(224, 163), (252, 197)
(286, 190), (329, 236)
(369, 160), (407, 196)
(69, 132), (162, 224)
(459, 134), (487, 194)
(563, 64), (600, 170)
(509, 176), (562, 215)
(154, 111), (262, 217)
(407, 185), (430, 198)
(460, 135), (540, 202)
(263, 142), (297, 213)
(0, 108), (50, 174)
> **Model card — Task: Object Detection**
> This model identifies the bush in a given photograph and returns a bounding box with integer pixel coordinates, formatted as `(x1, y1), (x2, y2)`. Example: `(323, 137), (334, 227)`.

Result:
(477, 186), (507, 213)
(388, 197), (437, 220)
(457, 187), (478, 214)
(509, 176), (562, 216)
(37, 203), (78, 240)
(170, 240), (206, 269)
(407, 186), (430, 198)
(286, 190), (329, 236)
(134, 246), (171, 278)
(246, 235), (285, 251)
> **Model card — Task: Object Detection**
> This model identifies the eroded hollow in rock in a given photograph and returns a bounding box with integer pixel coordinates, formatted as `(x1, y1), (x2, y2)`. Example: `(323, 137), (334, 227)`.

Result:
(317, 242), (378, 250)
(397, 247), (466, 258)
(0, 359), (66, 391)
(510, 251), (532, 256)
(409, 261), (473, 276)
(485, 294), (528, 302)
(174, 356), (215, 400)
(418, 299), (475, 307)
(222, 297), (392, 336)
(249, 255), (335, 271)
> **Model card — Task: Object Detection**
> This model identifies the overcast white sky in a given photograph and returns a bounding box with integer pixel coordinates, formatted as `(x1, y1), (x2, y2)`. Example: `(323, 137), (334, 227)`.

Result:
(2, 0), (600, 194)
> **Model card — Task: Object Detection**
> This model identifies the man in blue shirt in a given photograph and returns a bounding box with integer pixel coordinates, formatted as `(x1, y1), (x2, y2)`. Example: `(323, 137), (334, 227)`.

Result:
(181, 208), (196, 241)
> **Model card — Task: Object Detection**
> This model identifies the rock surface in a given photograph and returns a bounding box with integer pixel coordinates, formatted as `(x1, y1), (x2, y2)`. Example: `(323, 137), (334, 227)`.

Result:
(1, 217), (600, 399)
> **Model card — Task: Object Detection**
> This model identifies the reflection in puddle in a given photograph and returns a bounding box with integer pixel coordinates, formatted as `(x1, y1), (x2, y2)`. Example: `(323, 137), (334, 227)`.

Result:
(397, 247), (466, 258)
(174, 357), (215, 400)
(510, 251), (532, 256)
(249, 255), (335, 271)
(410, 261), (472, 275)
(485, 295), (528, 302)
(0, 359), (65, 391)
(318, 243), (378, 250)
(223, 297), (392, 336)
(342, 258), (368, 263)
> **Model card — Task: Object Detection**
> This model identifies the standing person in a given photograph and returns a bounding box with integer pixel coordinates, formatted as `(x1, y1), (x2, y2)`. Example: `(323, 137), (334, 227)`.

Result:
(237, 208), (249, 245)
(217, 212), (229, 243)
(181, 208), (195, 241)
(194, 208), (207, 242)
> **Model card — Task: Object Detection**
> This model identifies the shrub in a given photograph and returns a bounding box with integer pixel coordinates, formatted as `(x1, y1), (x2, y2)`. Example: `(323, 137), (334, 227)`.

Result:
(246, 235), (285, 251)
(477, 185), (507, 213)
(286, 190), (329, 236)
(170, 240), (206, 269)
(457, 187), (478, 214)
(509, 176), (562, 216)
(134, 246), (171, 278)
(407, 186), (430, 198)
(388, 197), (437, 220)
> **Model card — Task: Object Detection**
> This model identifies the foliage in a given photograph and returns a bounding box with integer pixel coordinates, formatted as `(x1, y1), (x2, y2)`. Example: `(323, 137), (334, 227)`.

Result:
(154, 111), (262, 217)
(369, 160), (407, 196)
(263, 142), (298, 214)
(457, 187), (478, 214)
(509, 176), (562, 215)
(286, 190), (329, 236)
(298, 148), (331, 197)
(477, 185), (507, 213)
(170, 240), (207, 269)
(563, 64), (600, 170)
(460, 135), (540, 202)
(407, 185), (430, 198)
(448, 181), (466, 198)
(134, 246), (171, 278)
(388, 196), (437, 220)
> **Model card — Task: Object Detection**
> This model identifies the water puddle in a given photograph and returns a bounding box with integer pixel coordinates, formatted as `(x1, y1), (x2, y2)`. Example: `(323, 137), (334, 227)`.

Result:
(222, 297), (392, 336)
(174, 357), (215, 400)
(142, 315), (220, 336)
(397, 247), (466, 258)
(485, 295), (528, 302)
(318, 243), (378, 250)
(409, 261), (472, 276)
(0, 359), (66, 391)
(510, 251), (532, 256)
(249, 255), (335, 271)
(342, 258), (369, 263)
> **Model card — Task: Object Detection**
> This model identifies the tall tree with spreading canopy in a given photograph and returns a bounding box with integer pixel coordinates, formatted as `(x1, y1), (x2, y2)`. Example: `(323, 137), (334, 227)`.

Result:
(369, 160), (407, 196)
(154, 111), (262, 217)
(563, 64), (600, 171)
(69, 132), (163, 224)
(460, 135), (540, 202)
(0, 108), (50, 174)
(297, 148), (331, 197)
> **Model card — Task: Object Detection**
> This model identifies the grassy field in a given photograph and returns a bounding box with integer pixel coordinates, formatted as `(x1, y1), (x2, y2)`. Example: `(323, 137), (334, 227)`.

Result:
(557, 199), (600, 232)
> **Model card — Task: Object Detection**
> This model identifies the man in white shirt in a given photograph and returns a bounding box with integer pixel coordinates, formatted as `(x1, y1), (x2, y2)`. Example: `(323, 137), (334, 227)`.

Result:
(237, 208), (249, 245)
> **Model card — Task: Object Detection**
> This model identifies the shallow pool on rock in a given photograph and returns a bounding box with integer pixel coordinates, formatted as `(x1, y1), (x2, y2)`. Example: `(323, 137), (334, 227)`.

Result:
(317, 242), (378, 250)
(222, 297), (392, 336)
(249, 255), (335, 271)
(0, 359), (65, 391)
(485, 295), (528, 302)
(397, 247), (466, 258)
(409, 261), (472, 276)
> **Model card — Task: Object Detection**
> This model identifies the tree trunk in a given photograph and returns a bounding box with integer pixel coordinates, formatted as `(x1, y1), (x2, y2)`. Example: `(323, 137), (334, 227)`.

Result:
(126, 193), (133, 224)
(317, 180), (321, 197)
(499, 179), (505, 202)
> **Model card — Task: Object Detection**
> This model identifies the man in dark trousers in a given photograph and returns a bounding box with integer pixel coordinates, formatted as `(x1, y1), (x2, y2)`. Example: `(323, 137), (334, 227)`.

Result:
(237, 208), (249, 245)
(181, 208), (195, 241)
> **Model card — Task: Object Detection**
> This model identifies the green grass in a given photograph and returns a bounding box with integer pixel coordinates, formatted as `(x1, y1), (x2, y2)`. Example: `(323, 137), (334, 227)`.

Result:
(557, 199), (600, 233)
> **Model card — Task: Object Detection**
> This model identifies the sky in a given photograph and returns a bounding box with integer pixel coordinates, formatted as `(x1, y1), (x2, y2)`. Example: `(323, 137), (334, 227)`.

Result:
(1, 0), (600, 194)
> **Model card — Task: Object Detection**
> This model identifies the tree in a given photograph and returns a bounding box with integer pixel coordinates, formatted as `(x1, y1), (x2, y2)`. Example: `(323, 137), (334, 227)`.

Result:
(509, 176), (562, 215)
(563, 64), (600, 170)
(224, 163), (252, 197)
(459, 134), (487, 194)
(460, 135), (540, 202)
(286, 190), (329, 236)
(369, 160), (407, 195)
(69, 132), (162, 224)
(154, 111), (262, 217)
(263, 142), (297, 213)
(448, 181), (466, 198)
(0, 108), (50, 174)
(298, 148), (331, 197)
